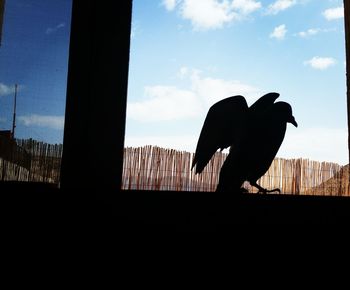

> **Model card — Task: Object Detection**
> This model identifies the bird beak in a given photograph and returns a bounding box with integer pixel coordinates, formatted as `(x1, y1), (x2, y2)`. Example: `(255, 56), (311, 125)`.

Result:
(289, 116), (298, 127)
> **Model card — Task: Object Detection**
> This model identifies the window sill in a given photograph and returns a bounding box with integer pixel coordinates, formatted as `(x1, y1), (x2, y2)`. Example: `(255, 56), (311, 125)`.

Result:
(2, 182), (349, 229)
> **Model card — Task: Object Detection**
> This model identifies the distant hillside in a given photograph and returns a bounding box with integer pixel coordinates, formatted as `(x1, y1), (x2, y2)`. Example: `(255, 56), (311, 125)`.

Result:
(306, 164), (349, 196)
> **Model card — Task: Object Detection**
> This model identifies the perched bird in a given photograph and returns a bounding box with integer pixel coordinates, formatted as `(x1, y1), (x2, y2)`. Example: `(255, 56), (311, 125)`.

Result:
(192, 92), (279, 174)
(191, 93), (297, 193)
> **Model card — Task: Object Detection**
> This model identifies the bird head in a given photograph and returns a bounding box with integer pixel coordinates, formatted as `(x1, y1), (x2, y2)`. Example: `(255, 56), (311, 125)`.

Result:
(288, 115), (298, 127)
(274, 102), (298, 127)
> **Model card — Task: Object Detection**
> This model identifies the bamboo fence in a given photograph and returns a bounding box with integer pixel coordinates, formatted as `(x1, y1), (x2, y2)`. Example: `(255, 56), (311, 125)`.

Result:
(0, 141), (349, 195)
(122, 146), (350, 196)
(0, 139), (63, 183)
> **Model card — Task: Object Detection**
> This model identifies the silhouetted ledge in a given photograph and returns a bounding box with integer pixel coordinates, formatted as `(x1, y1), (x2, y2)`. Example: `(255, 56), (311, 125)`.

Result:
(2, 182), (350, 229)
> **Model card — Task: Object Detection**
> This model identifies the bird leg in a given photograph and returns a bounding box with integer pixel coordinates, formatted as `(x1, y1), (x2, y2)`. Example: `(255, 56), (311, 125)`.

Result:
(250, 182), (281, 194)
(239, 187), (249, 194)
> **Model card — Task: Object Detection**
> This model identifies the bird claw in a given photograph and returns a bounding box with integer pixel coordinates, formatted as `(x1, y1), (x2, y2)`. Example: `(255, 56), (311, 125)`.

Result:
(267, 188), (281, 194)
(272, 188), (281, 193)
(257, 188), (281, 194)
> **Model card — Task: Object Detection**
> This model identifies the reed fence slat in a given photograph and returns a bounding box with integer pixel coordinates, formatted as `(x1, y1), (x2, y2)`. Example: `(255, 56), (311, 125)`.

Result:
(122, 146), (349, 195)
(0, 140), (348, 195)
(0, 138), (63, 183)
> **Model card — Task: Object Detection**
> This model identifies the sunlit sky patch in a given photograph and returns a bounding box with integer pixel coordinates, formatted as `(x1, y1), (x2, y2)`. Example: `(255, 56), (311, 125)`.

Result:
(0, 0), (348, 165)
(125, 0), (348, 165)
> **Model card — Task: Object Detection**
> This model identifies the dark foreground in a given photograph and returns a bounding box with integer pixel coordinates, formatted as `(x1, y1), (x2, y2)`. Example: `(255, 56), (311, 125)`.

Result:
(2, 181), (350, 231)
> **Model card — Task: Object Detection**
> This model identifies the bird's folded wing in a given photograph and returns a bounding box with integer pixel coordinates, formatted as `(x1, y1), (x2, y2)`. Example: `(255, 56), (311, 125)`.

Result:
(192, 95), (249, 174)
(248, 92), (279, 114)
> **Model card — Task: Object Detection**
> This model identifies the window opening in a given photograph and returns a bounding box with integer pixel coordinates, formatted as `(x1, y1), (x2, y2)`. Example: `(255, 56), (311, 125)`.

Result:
(123, 1), (349, 195)
(0, 0), (72, 184)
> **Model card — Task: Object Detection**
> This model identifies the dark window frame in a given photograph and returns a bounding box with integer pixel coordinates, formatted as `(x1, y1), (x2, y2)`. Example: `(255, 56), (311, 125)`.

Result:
(60, 0), (131, 197)
(60, 0), (350, 199)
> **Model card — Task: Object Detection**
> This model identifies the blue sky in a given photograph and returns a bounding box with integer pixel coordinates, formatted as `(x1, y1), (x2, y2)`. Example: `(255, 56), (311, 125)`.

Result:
(125, 0), (348, 165)
(0, 0), (347, 165)
(0, 0), (71, 143)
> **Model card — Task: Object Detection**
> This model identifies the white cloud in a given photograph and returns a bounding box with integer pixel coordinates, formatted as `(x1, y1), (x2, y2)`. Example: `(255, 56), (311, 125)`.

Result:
(46, 23), (65, 34)
(126, 127), (349, 165)
(127, 86), (202, 122)
(278, 127), (348, 165)
(180, 0), (239, 30)
(267, 0), (297, 15)
(296, 28), (337, 38)
(162, 0), (179, 11)
(304, 56), (337, 70)
(297, 28), (320, 38)
(323, 6), (344, 21)
(0, 83), (16, 97)
(231, 0), (262, 15)
(127, 68), (260, 122)
(178, 66), (189, 78)
(18, 115), (64, 130)
(163, 0), (261, 30)
(190, 69), (259, 106)
(270, 24), (287, 40)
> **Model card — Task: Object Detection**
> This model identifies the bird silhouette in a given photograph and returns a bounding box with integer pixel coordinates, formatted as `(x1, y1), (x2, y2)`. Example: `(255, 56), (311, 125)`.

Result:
(191, 92), (297, 193)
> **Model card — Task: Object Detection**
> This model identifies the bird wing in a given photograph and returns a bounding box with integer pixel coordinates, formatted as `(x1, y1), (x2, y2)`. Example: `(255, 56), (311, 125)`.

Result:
(215, 92), (281, 190)
(246, 101), (291, 184)
(192, 95), (248, 174)
(248, 92), (279, 114)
